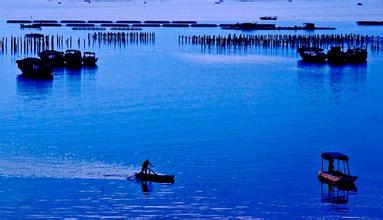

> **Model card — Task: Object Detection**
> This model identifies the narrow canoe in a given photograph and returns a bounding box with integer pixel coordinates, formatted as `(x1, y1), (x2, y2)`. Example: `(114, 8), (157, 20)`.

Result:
(135, 172), (175, 183)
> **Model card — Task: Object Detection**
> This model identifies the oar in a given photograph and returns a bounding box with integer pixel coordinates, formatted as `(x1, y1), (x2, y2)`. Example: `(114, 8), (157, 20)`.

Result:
(148, 168), (157, 175)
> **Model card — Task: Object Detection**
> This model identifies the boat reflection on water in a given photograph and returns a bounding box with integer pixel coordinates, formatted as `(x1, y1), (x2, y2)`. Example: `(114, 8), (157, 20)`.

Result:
(83, 66), (98, 80)
(138, 180), (176, 195)
(328, 62), (367, 92)
(140, 181), (153, 194)
(296, 60), (367, 90)
(64, 66), (98, 80)
(17, 75), (53, 97)
(320, 181), (358, 205)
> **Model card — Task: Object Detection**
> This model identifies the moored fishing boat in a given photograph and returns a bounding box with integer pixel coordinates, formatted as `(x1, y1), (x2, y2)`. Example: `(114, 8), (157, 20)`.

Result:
(83, 52), (98, 66)
(357, 21), (383, 26)
(20, 24), (41, 29)
(259, 16), (277, 20)
(16, 58), (53, 80)
(38, 50), (65, 67)
(327, 46), (346, 65)
(297, 47), (327, 62)
(318, 152), (358, 185)
(65, 50), (82, 69)
(345, 48), (368, 63)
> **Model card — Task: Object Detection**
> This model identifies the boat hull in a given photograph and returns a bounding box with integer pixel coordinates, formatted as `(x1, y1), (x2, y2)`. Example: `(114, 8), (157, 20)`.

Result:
(16, 58), (54, 80)
(65, 50), (83, 69)
(135, 172), (175, 183)
(327, 47), (347, 65)
(83, 58), (98, 66)
(318, 171), (357, 185)
(346, 49), (368, 63)
(298, 48), (327, 63)
(39, 50), (65, 67)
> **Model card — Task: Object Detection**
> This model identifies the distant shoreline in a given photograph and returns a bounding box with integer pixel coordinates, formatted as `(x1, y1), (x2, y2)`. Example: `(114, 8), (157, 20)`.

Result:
(1, 1), (383, 22)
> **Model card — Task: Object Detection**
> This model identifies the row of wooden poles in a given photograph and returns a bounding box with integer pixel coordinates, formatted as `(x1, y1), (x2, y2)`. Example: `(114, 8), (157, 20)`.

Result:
(178, 34), (383, 50)
(89, 32), (155, 45)
(0, 32), (155, 54)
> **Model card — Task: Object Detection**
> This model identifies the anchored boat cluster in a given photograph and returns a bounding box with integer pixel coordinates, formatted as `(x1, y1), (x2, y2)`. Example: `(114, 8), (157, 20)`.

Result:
(16, 50), (98, 80)
(298, 46), (368, 64)
(178, 34), (382, 51)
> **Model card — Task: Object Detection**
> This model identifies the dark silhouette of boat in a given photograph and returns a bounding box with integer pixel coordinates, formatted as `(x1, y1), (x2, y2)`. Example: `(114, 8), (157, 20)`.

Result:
(83, 52), (98, 66)
(223, 22), (276, 30)
(357, 21), (383, 25)
(345, 48), (368, 63)
(73, 27), (106, 31)
(222, 22), (333, 31)
(297, 47), (327, 63)
(38, 50), (65, 67)
(20, 24), (41, 29)
(7, 20), (31, 24)
(357, 2), (363, 6)
(135, 172), (175, 183)
(16, 58), (53, 80)
(259, 16), (277, 20)
(318, 152), (358, 185)
(327, 46), (346, 65)
(65, 50), (82, 69)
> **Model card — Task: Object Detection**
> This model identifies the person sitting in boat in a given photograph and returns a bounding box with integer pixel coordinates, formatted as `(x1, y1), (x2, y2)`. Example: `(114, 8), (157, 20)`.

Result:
(141, 159), (153, 174)
(328, 160), (334, 173)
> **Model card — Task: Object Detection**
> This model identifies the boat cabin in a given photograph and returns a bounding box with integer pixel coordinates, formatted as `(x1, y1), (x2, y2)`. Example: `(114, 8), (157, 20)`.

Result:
(297, 47), (327, 62)
(319, 152), (357, 184)
(38, 50), (65, 66)
(65, 50), (82, 57)
(83, 52), (98, 66)
(303, 23), (315, 29)
(83, 52), (95, 57)
(16, 58), (53, 80)
(321, 152), (350, 175)
(65, 50), (82, 68)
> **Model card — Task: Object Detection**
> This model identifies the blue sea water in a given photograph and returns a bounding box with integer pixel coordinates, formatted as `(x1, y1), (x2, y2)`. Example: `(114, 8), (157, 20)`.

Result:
(0, 21), (383, 218)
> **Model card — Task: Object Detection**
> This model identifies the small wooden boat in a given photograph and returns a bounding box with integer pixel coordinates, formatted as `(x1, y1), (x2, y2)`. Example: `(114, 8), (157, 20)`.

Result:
(83, 52), (98, 66)
(135, 172), (175, 183)
(259, 16), (277, 20)
(16, 58), (53, 80)
(20, 24), (41, 29)
(297, 47), (327, 63)
(38, 50), (65, 67)
(65, 50), (82, 69)
(346, 48), (368, 63)
(327, 46), (347, 65)
(223, 22), (275, 30)
(318, 152), (358, 185)
(357, 21), (383, 26)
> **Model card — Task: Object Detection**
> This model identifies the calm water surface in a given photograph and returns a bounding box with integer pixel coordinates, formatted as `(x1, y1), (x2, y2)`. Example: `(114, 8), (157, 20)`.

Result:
(0, 21), (382, 218)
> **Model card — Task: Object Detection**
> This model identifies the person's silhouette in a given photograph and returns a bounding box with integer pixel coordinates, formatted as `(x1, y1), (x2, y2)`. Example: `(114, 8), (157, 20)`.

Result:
(328, 160), (334, 173)
(141, 159), (153, 174)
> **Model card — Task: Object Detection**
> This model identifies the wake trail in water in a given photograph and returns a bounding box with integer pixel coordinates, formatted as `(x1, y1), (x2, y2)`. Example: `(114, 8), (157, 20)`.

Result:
(0, 156), (138, 180)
